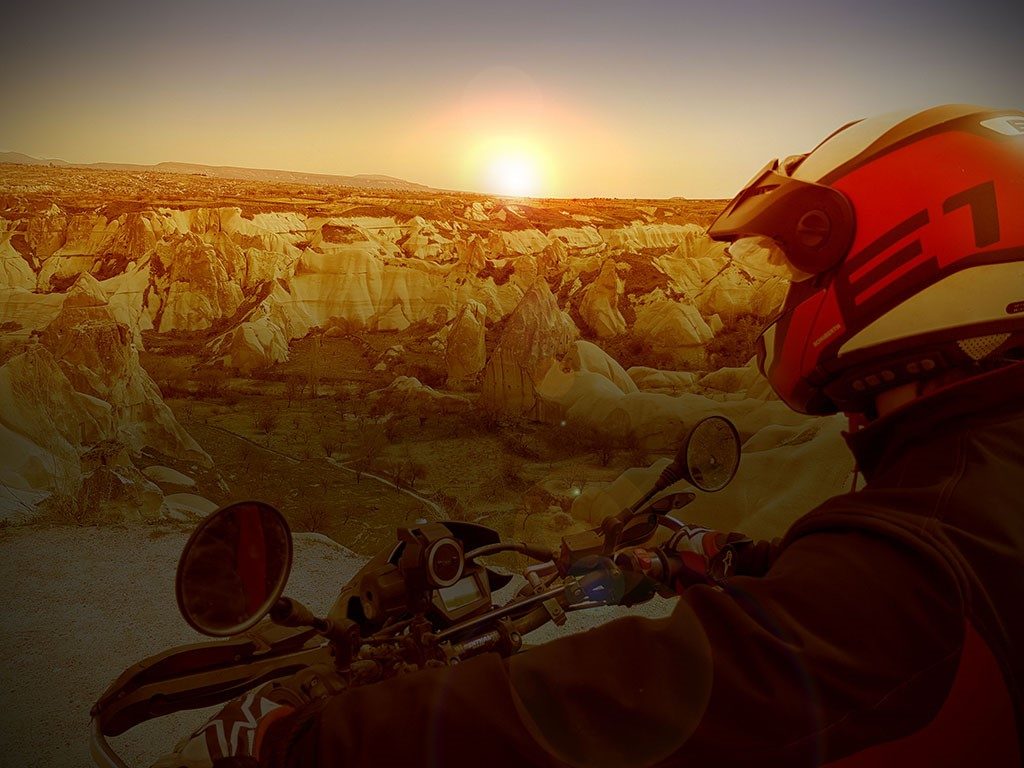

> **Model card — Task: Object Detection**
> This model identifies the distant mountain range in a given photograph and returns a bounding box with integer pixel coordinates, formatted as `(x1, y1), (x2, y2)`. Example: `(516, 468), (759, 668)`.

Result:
(0, 151), (436, 193)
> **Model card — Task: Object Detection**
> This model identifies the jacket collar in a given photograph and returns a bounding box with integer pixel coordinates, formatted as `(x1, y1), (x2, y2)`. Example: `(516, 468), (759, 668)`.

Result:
(844, 360), (1024, 481)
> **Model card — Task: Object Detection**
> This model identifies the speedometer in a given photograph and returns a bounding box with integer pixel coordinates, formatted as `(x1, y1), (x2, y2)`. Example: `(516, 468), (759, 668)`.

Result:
(438, 575), (484, 611)
(426, 538), (464, 588)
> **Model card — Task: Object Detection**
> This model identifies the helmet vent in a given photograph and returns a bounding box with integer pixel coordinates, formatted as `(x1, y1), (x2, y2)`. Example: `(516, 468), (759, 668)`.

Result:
(958, 333), (1010, 361)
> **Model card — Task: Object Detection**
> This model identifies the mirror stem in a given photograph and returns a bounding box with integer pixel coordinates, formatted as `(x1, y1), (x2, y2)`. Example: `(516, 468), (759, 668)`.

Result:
(270, 597), (330, 632)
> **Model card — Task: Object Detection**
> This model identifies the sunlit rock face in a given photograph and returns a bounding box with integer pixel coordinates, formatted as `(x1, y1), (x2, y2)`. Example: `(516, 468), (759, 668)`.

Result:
(0, 263), (210, 521)
(579, 258), (627, 338)
(209, 298), (292, 373)
(445, 300), (487, 387)
(2, 165), (817, 524)
(479, 280), (579, 418)
(655, 235), (790, 320)
(154, 234), (245, 333)
(368, 376), (471, 417)
(0, 219), (35, 290)
(25, 204), (69, 261)
(571, 413), (852, 539)
(626, 367), (699, 395)
(634, 291), (715, 347)
(3, 189), (772, 376)
(0, 345), (111, 500)
(537, 342), (805, 453)
(39, 275), (208, 462)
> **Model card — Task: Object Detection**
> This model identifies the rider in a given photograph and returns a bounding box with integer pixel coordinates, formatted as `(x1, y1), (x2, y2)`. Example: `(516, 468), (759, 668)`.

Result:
(165, 104), (1024, 766)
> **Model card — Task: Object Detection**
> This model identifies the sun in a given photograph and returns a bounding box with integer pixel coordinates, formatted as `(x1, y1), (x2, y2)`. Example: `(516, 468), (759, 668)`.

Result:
(465, 135), (552, 197)
(486, 149), (540, 197)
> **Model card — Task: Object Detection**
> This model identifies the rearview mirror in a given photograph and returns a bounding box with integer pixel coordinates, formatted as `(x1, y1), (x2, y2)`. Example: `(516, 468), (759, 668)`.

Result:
(176, 501), (293, 637)
(679, 416), (740, 492)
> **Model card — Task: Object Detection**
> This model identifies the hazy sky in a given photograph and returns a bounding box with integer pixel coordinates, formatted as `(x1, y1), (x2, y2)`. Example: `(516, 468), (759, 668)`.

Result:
(1, 0), (1019, 198)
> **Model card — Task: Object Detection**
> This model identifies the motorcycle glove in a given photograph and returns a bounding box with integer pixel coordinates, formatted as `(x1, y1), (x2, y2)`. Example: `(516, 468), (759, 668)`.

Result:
(151, 681), (296, 768)
(663, 525), (775, 590)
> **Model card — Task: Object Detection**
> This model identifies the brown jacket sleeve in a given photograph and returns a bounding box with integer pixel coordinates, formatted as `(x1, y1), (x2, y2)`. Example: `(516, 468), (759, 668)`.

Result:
(263, 519), (965, 767)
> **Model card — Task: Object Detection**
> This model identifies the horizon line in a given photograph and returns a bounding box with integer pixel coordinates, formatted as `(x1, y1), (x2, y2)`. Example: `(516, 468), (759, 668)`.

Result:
(0, 150), (717, 203)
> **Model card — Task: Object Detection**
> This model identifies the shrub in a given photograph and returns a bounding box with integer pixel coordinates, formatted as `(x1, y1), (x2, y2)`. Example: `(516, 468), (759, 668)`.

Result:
(194, 368), (229, 399)
(39, 491), (96, 526)
(383, 416), (402, 443)
(354, 426), (387, 465)
(501, 455), (529, 491)
(404, 460), (428, 489)
(253, 407), (279, 435)
(705, 313), (765, 369)
(501, 432), (541, 460)
(294, 502), (331, 534)
(285, 374), (306, 406)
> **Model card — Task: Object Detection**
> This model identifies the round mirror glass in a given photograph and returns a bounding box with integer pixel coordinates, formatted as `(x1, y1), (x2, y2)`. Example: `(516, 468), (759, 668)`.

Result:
(682, 416), (740, 492)
(176, 501), (293, 637)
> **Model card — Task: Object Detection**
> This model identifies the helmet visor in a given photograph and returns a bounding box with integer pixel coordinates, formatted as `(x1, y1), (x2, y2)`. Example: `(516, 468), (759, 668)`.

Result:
(720, 236), (805, 346)
(708, 158), (855, 277)
(725, 235), (815, 284)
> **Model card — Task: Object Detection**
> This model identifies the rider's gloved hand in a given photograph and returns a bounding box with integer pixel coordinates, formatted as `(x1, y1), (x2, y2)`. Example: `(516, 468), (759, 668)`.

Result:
(151, 662), (343, 768)
(150, 681), (296, 768)
(662, 524), (763, 591)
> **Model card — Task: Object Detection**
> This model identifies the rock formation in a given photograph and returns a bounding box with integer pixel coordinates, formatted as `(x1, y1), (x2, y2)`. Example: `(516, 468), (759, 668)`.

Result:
(479, 280), (578, 417)
(0, 166), (807, 523)
(579, 259), (627, 338)
(154, 234), (244, 333)
(0, 269), (209, 521)
(572, 415), (852, 539)
(368, 376), (471, 417)
(445, 300), (487, 387)
(535, 339), (806, 452)
(634, 291), (714, 347)
(1, 219), (35, 290)
(626, 367), (699, 394)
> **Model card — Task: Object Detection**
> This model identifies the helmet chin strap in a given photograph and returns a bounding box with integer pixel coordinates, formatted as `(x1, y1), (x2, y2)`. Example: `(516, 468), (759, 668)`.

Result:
(845, 364), (987, 491)
(844, 387), (926, 492)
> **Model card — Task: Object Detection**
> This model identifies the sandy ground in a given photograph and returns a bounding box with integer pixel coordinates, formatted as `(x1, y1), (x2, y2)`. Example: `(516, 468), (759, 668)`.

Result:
(0, 525), (363, 768)
(0, 523), (676, 768)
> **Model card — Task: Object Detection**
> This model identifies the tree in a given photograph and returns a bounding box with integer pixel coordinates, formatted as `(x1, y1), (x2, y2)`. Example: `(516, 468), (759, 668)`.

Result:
(399, 448), (428, 489)
(352, 426), (387, 482)
(253, 407), (279, 438)
(307, 333), (322, 398)
(383, 416), (402, 443)
(588, 427), (618, 467)
(321, 435), (340, 458)
(285, 374), (305, 407)
(380, 457), (404, 491)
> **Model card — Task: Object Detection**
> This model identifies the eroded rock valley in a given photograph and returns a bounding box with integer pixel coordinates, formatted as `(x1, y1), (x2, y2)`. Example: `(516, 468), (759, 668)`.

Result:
(0, 163), (852, 549)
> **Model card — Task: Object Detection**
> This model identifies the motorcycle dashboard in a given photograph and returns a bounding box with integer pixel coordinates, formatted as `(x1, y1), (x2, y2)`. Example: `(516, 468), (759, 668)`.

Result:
(430, 566), (490, 622)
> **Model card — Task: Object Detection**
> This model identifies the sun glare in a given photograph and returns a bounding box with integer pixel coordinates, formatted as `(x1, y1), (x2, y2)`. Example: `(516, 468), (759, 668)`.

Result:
(486, 150), (540, 197)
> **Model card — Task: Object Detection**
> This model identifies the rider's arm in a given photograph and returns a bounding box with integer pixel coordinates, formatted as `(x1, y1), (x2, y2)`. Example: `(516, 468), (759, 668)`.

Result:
(261, 513), (964, 767)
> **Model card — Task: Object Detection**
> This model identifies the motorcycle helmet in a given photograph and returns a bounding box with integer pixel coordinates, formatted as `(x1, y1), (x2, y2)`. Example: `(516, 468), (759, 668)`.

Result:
(707, 104), (1024, 415)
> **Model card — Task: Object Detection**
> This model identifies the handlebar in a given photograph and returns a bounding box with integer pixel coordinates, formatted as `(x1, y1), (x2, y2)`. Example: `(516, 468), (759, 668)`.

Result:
(90, 524), (688, 768)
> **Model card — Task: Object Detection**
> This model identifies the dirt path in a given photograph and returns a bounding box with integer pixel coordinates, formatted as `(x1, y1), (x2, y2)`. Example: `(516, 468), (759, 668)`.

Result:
(199, 421), (302, 465)
(327, 456), (444, 517)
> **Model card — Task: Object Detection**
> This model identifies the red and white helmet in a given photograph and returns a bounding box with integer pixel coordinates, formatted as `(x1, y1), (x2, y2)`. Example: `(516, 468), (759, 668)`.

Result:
(708, 104), (1024, 415)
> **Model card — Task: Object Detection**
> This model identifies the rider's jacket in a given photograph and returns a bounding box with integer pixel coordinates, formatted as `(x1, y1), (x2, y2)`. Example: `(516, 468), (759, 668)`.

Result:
(263, 362), (1024, 767)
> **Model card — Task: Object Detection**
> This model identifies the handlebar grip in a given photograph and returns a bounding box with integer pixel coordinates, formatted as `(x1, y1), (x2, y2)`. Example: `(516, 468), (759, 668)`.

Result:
(614, 547), (669, 583)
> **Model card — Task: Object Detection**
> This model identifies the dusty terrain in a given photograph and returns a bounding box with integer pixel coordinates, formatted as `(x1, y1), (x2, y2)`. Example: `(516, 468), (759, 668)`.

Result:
(0, 162), (854, 767)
